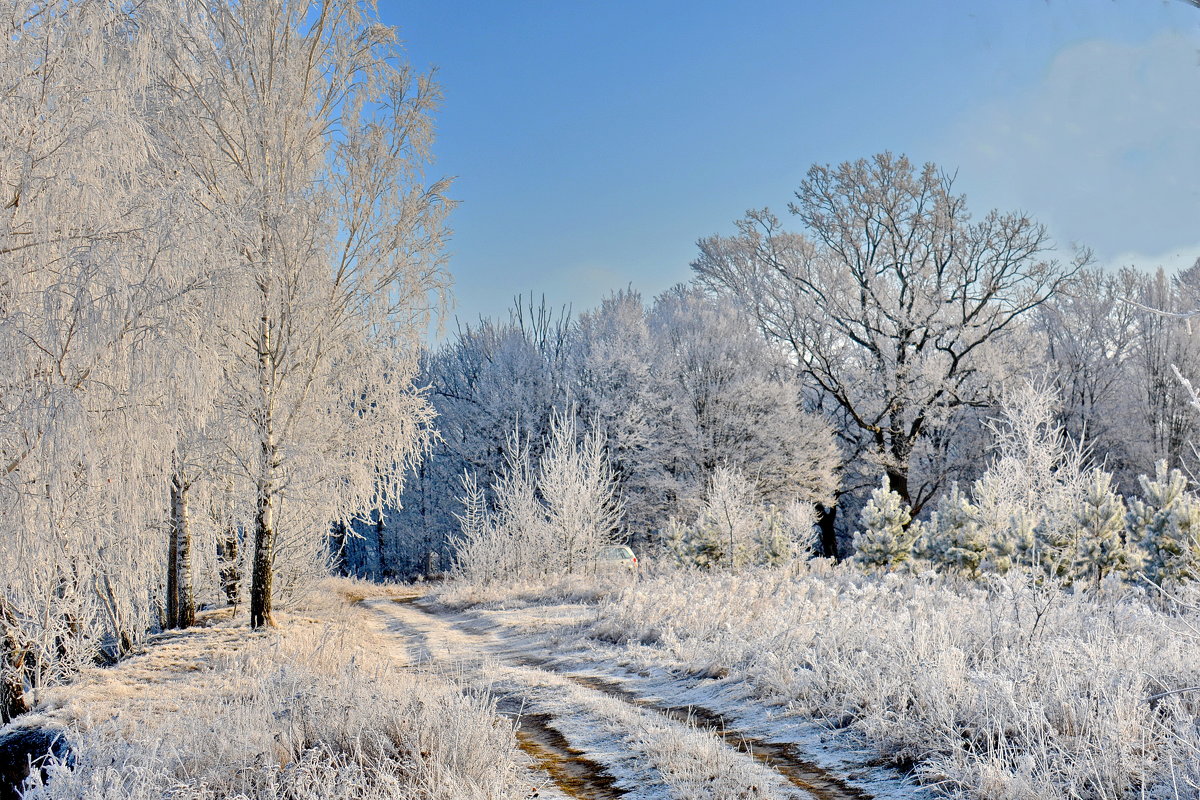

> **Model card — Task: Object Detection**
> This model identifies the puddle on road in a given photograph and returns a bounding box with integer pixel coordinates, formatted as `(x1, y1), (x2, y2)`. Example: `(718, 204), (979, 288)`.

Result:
(497, 698), (627, 800)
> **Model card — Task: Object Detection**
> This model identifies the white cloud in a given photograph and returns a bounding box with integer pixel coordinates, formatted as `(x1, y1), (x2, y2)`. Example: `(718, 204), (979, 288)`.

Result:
(944, 32), (1200, 265)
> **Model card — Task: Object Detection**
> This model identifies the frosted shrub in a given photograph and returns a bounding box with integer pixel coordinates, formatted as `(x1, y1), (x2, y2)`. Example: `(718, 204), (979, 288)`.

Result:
(693, 467), (760, 568)
(1128, 461), (1200, 588)
(972, 384), (1089, 570)
(539, 412), (622, 574)
(452, 414), (620, 583)
(666, 467), (818, 569)
(853, 478), (916, 570)
(927, 483), (988, 577)
(757, 501), (819, 566)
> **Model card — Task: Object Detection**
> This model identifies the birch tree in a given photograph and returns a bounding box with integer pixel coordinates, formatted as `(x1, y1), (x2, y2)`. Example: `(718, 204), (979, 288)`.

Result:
(0, 0), (196, 708)
(154, 0), (450, 627)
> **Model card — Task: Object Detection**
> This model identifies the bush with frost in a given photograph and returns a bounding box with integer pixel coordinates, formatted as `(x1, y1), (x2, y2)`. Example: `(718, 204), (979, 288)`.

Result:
(452, 412), (620, 584)
(666, 466), (818, 569)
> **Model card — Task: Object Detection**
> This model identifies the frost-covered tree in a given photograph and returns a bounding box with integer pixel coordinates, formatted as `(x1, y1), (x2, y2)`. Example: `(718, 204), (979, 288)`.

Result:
(693, 467), (761, 569)
(1037, 268), (1143, 485)
(925, 483), (988, 578)
(757, 501), (819, 566)
(648, 287), (839, 516)
(539, 412), (621, 575)
(693, 153), (1084, 525)
(157, 0), (450, 626)
(1075, 470), (1138, 585)
(970, 383), (1090, 574)
(853, 478), (916, 570)
(1127, 461), (1200, 588)
(571, 290), (667, 544)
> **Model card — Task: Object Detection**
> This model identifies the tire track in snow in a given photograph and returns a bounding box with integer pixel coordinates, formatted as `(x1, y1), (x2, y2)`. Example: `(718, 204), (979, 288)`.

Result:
(374, 596), (870, 800)
(370, 597), (624, 799)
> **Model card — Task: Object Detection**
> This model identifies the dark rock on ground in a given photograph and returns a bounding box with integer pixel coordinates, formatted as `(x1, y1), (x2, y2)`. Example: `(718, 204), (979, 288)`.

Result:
(0, 726), (72, 799)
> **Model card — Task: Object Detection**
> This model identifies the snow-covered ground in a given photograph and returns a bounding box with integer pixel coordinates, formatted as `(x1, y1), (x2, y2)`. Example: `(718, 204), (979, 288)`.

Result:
(369, 582), (928, 800)
(13, 567), (1199, 799)
(423, 563), (1200, 800)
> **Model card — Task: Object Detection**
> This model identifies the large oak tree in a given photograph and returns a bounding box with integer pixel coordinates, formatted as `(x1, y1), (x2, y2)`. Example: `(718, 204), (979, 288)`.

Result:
(693, 153), (1085, 549)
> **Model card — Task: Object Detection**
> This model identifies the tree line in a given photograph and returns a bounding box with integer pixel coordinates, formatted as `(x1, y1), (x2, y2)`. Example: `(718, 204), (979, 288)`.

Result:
(353, 154), (1200, 582)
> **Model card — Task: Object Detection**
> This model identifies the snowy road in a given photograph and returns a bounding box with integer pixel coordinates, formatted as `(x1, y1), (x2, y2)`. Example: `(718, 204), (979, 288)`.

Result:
(365, 594), (890, 800)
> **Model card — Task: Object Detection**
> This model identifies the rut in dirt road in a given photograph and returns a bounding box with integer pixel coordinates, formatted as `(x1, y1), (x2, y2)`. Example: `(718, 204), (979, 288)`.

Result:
(501, 701), (628, 800)
(377, 596), (626, 799)
(373, 595), (876, 800)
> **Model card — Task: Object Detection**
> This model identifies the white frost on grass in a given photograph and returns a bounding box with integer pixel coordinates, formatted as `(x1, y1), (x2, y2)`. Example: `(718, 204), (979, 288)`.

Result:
(570, 564), (1200, 800)
(11, 579), (535, 800)
(427, 591), (925, 800)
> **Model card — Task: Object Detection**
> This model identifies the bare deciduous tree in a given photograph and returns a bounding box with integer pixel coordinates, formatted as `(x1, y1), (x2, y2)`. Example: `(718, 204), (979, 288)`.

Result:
(693, 153), (1085, 524)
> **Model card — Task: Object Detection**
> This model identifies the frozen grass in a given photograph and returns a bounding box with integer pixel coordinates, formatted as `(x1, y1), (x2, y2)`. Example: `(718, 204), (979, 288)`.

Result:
(14, 578), (528, 800)
(583, 564), (1200, 800)
(436, 570), (641, 610)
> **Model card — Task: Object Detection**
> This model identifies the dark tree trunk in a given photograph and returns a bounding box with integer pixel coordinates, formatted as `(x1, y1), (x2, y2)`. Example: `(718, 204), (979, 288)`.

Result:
(217, 528), (240, 607)
(817, 503), (840, 561)
(250, 314), (278, 630)
(0, 601), (28, 723)
(375, 510), (389, 581)
(885, 467), (911, 510)
(165, 496), (179, 630)
(328, 520), (346, 575)
(168, 473), (195, 629)
(250, 468), (277, 629)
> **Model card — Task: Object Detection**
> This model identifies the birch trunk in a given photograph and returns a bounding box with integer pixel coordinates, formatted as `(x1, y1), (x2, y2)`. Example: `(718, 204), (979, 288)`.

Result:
(375, 511), (389, 581)
(165, 498), (178, 629)
(169, 474), (195, 629)
(218, 529), (240, 607)
(250, 314), (278, 629)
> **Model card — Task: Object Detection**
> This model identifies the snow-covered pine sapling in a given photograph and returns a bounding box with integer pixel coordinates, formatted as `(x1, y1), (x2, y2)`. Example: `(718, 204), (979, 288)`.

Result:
(1127, 461), (1200, 588)
(1075, 470), (1139, 586)
(990, 512), (1036, 574)
(853, 477), (916, 570)
(931, 483), (987, 578)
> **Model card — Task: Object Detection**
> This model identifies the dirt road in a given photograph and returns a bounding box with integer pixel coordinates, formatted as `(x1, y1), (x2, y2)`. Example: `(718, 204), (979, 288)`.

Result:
(365, 595), (900, 800)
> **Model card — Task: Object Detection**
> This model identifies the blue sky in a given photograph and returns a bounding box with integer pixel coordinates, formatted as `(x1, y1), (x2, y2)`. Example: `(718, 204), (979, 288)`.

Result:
(376, 1), (1200, 327)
